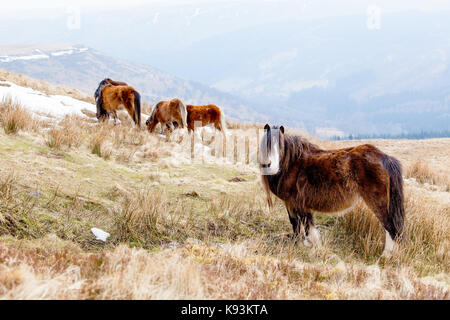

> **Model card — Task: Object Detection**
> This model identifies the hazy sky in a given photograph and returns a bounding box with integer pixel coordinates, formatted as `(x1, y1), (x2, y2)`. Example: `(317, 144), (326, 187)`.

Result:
(3, 0), (450, 14)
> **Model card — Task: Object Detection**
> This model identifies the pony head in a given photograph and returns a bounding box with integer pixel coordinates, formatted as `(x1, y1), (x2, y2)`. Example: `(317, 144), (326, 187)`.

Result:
(145, 115), (153, 130)
(94, 78), (111, 99)
(259, 124), (285, 175)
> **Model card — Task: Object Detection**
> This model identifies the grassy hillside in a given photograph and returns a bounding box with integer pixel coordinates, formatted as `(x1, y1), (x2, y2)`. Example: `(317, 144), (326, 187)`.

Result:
(0, 74), (449, 299)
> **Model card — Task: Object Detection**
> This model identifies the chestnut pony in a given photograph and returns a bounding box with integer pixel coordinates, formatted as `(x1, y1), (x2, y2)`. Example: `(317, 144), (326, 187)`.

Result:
(164, 104), (226, 135)
(186, 104), (226, 134)
(146, 98), (187, 133)
(259, 124), (405, 257)
(94, 78), (141, 127)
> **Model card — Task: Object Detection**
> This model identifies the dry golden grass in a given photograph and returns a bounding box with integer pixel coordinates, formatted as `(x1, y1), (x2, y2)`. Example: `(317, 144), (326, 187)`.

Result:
(45, 115), (84, 149)
(90, 130), (112, 160)
(406, 160), (450, 189)
(141, 100), (153, 116)
(0, 96), (37, 134)
(0, 236), (447, 300)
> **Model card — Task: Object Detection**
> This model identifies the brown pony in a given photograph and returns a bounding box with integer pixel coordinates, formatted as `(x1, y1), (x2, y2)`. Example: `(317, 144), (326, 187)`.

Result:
(259, 124), (405, 257)
(94, 78), (141, 127)
(145, 98), (187, 133)
(186, 104), (226, 134)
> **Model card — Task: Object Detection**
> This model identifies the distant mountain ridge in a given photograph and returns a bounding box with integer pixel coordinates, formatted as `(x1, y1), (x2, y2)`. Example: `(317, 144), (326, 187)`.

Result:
(145, 13), (450, 136)
(0, 43), (261, 122)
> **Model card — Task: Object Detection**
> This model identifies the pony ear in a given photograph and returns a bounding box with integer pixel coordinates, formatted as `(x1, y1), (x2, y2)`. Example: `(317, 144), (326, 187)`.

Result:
(264, 123), (270, 131)
(279, 126), (285, 134)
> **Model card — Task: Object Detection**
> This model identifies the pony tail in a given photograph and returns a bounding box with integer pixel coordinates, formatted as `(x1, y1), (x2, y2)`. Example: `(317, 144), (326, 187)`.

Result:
(178, 99), (188, 128)
(382, 156), (405, 241)
(134, 91), (141, 127)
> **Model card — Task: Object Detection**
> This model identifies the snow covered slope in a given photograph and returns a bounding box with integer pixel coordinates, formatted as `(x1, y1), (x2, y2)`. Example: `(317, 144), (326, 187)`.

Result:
(0, 80), (96, 118)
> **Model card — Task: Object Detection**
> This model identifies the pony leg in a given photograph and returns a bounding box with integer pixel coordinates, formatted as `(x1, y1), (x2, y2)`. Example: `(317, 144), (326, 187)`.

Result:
(99, 112), (109, 123)
(167, 122), (174, 133)
(359, 190), (397, 257)
(159, 123), (167, 134)
(164, 122), (174, 134)
(286, 206), (300, 242)
(298, 211), (321, 247)
(382, 230), (396, 258)
(123, 99), (138, 126)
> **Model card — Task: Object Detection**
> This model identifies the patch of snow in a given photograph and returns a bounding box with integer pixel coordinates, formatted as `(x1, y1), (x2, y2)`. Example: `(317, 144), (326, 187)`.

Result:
(0, 47), (89, 62)
(91, 228), (110, 242)
(51, 47), (88, 56)
(0, 49), (49, 63)
(51, 49), (74, 56)
(0, 80), (96, 118)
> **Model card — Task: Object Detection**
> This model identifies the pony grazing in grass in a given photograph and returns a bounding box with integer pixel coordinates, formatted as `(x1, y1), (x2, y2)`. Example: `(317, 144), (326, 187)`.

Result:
(145, 98), (187, 133)
(94, 78), (141, 127)
(259, 124), (405, 257)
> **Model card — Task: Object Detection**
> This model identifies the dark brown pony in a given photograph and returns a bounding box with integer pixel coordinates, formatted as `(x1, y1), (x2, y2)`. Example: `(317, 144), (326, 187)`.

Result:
(259, 124), (405, 257)
(94, 78), (141, 127)
(186, 104), (226, 134)
(145, 98), (187, 133)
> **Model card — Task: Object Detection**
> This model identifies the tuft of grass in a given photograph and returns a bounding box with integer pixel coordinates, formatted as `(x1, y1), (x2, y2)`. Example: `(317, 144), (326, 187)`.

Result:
(45, 116), (84, 150)
(90, 127), (112, 160)
(45, 128), (65, 149)
(0, 96), (34, 134)
(406, 160), (438, 185)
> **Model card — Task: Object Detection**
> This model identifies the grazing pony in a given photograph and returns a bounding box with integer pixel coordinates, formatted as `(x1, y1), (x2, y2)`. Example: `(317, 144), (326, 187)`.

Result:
(259, 124), (405, 257)
(94, 78), (141, 127)
(145, 98), (187, 133)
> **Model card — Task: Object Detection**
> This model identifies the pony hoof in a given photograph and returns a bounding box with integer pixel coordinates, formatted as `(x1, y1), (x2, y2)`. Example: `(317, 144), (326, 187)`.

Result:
(381, 250), (393, 259)
(303, 239), (312, 248)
